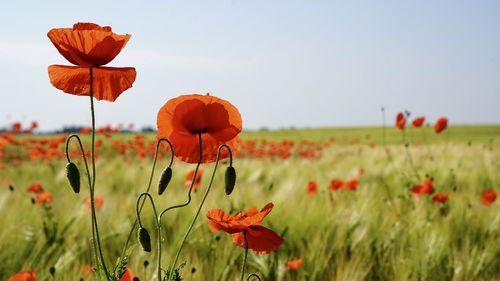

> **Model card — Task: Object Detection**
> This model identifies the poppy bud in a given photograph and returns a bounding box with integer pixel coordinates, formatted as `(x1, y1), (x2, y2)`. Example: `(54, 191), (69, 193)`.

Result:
(66, 162), (80, 193)
(137, 227), (152, 252)
(224, 166), (236, 195)
(158, 167), (172, 195)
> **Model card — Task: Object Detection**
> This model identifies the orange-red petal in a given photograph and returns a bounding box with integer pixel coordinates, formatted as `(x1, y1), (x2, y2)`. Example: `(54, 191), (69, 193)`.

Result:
(118, 268), (133, 281)
(157, 94), (242, 163)
(6, 271), (36, 281)
(47, 23), (130, 66)
(48, 65), (136, 102)
(232, 225), (284, 254)
(206, 208), (244, 233)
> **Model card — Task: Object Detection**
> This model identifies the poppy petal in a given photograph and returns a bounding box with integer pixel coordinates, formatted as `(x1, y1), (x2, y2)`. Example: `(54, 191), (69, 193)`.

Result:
(6, 271), (36, 281)
(47, 24), (130, 66)
(48, 65), (136, 102)
(157, 94), (242, 163)
(238, 203), (274, 227)
(232, 225), (284, 254)
(206, 208), (245, 233)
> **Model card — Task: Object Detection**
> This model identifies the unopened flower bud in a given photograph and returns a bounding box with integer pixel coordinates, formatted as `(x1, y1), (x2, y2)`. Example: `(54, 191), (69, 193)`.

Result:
(138, 227), (152, 252)
(158, 167), (172, 195)
(224, 166), (236, 195)
(66, 162), (80, 193)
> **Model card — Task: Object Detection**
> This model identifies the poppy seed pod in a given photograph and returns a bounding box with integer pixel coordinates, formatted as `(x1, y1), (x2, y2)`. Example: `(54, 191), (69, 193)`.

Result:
(66, 162), (80, 193)
(137, 227), (152, 252)
(224, 166), (236, 195)
(158, 167), (172, 195)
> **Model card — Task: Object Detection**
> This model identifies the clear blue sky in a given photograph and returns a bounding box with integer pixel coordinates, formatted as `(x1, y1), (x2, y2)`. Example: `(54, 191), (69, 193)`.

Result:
(1, 0), (499, 131)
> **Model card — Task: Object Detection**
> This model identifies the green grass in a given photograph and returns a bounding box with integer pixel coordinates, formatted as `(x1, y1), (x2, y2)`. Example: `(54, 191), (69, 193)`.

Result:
(0, 126), (499, 280)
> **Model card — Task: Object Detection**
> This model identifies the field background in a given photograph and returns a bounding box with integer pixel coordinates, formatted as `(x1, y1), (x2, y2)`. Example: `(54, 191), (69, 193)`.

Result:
(1, 125), (499, 281)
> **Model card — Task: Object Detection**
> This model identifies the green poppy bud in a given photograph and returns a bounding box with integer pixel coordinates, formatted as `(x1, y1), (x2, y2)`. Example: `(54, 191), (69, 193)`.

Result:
(138, 227), (152, 252)
(158, 167), (172, 195)
(66, 162), (80, 194)
(225, 166), (236, 195)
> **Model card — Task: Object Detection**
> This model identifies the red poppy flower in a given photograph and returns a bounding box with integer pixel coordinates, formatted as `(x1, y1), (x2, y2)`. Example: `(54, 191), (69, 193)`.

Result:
(27, 182), (44, 194)
(481, 190), (497, 207)
(184, 169), (203, 189)
(47, 22), (136, 101)
(329, 179), (344, 192)
(6, 271), (36, 281)
(36, 192), (53, 204)
(306, 181), (318, 195)
(286, 259), (303, 271)
(410, 178), (435, 196)
(83, 196), (104, 210)
(157, 94), (242, 163)
(81, 265), (94, 276)
(344, 179), (359, 191)
(396, 112), (406, 130)
(12, 122), (22, 134)
(412, 116), (425, 128)
(434, 117), (448, 134)
(432, 192), (449, 204)
(118, 268), (133, 281)
(206, 203), (284, 254)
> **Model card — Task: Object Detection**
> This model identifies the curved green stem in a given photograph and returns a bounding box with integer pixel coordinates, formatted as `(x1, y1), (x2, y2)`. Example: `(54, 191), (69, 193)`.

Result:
(135, 193), (162, 281)
(65, 134), (99, 269)
(115, 138), (174, 272)
(136, 192), (160, 230)
(247, 273), (262, 281)
(168, 144), (233, 280)
(240, 231), (248, 281)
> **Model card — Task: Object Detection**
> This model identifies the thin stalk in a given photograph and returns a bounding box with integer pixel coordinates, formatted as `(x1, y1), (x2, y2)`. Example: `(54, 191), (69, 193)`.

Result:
(402, 129), (420, 180)
(157, 132), (203, 281)
(240, 231), (248, 281)
(135, 193), (161, 281)
(65, 135), (100, 273)
(169, 144), (232, 280)
(381, 107), (392, 161)
(88, 67), (111, 280)
(115, 139), (174, 272)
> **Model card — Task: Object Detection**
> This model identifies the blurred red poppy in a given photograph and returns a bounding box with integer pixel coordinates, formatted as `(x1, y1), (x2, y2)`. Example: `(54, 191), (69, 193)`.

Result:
(27, 182), (44, 194)
(432, 192), (449, 204)
(184, 169), (203, 189)
(481, 190), (497, 207)
(412, 116), (425, 128)
(434, 117), (448, 134)
(12, 122), (22, 134)
(118, 268), (133, 281)
(344, 179), (359, 191)
(157, 94), (242, 163)
(410, 178), (435, 196)
(35, 192), (53, 204)
(47, 22), (136, 101)
(329, 179), (344, 192)
(396, 112), (406, 130)
(81, 264), (94, 276)
(207, 203), (284, 254)
(83, 196), (104, 210)
(286, 259), (303, 271)
(306, 181), (318, 195)
(6, 271), (36, 281)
